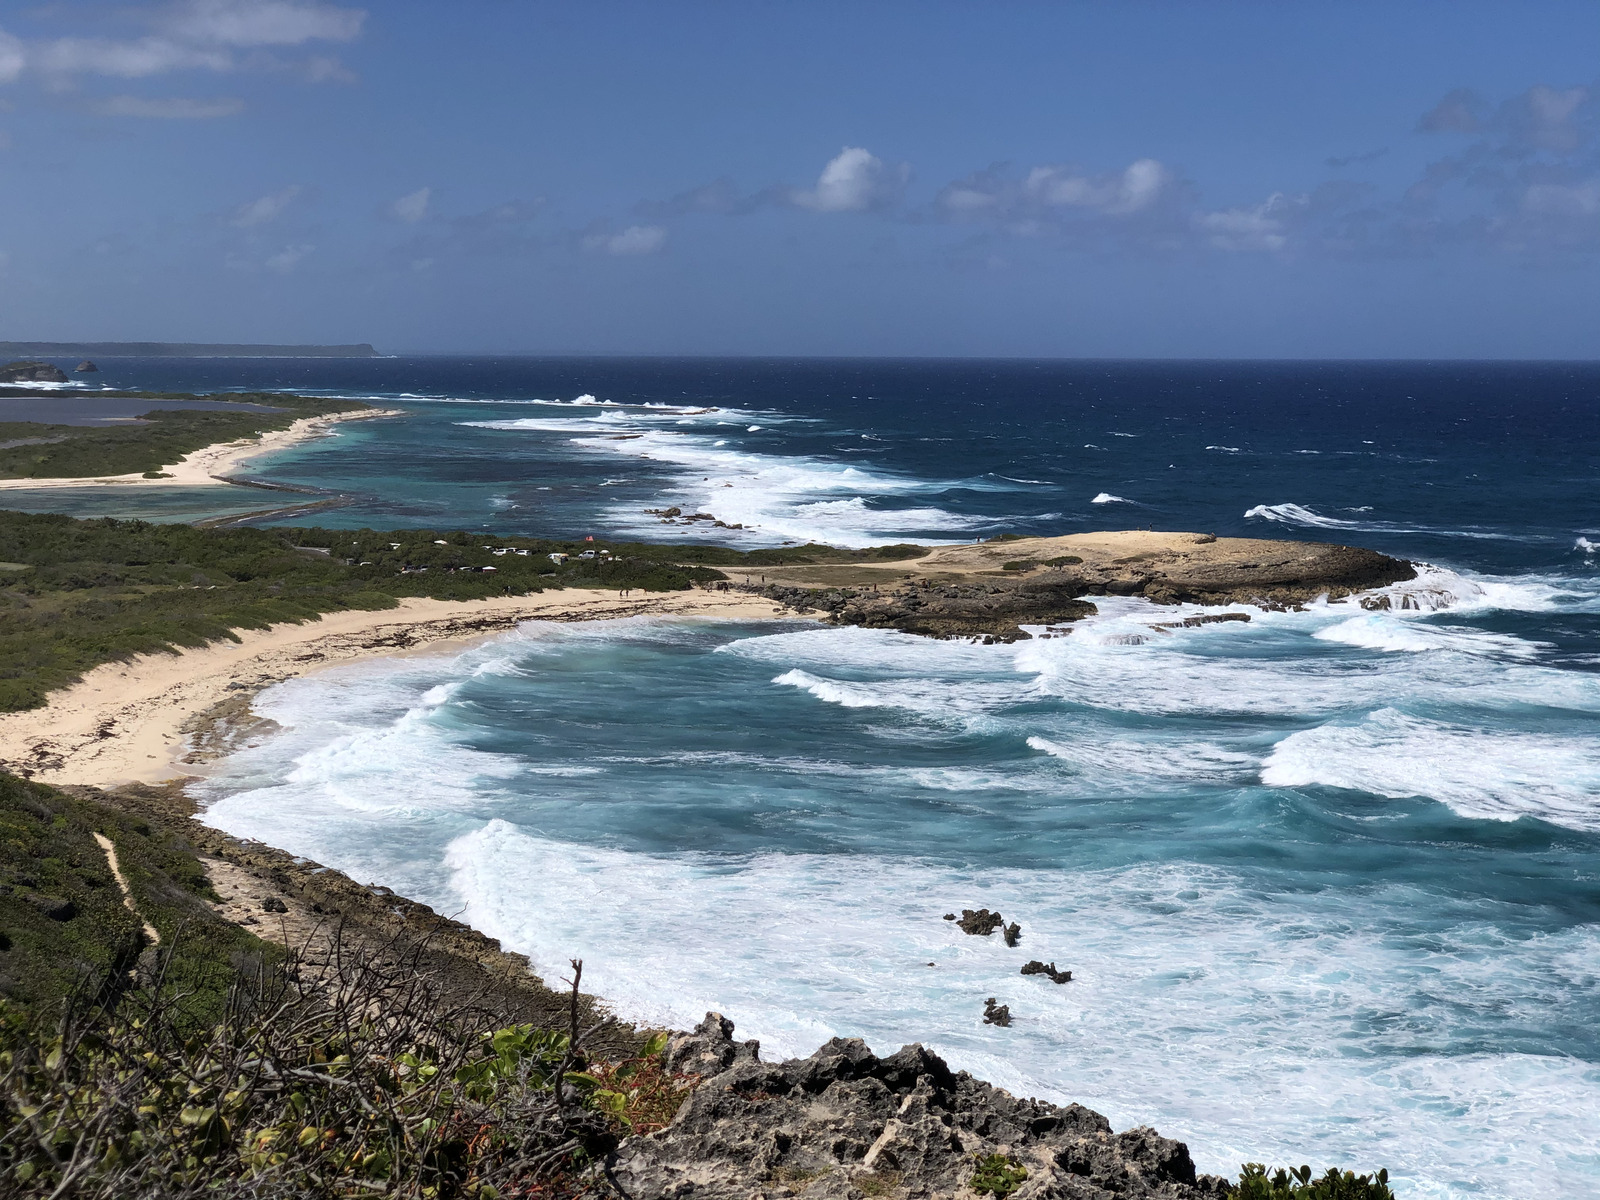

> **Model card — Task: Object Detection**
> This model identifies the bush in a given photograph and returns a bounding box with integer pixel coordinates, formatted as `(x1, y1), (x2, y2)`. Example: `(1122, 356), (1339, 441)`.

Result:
(1236, 1162), (1395, 1199)
(0, 942), (689, 1199)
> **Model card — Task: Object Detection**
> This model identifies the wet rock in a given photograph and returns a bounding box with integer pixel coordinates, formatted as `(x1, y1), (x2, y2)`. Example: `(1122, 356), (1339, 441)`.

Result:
(1002, 920), (1022, 947)
(982, 998), (1012, 1027)
(607, 1013), (1230, 1199)
(957, 908), (1005, 936)
(261, 896), (288, 913)
(75, 360), (99, 373)
(1022, 960), (1073, 984)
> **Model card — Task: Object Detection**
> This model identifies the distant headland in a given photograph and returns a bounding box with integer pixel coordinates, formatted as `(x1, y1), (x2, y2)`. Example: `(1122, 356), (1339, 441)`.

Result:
(0, 341), (382, 358)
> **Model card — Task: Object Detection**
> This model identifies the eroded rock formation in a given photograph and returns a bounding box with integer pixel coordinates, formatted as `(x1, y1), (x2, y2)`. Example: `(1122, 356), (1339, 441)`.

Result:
(608, 1012), (1231, 1198)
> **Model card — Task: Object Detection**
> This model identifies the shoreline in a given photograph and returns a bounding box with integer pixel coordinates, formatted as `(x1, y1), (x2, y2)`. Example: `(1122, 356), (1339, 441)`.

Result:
(0, 586), (803, 789)
(0, 406), (401, 491)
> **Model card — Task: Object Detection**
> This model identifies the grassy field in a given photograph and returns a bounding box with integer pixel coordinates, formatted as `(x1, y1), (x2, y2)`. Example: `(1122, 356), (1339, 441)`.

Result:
(0, 510), (929, 712)
(0, 391), (364, 480)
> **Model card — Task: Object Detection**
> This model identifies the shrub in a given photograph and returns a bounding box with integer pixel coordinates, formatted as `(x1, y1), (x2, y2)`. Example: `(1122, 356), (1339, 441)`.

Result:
(970, 1152), (1028, 1196)
(1236, 1162), (1395, 1199)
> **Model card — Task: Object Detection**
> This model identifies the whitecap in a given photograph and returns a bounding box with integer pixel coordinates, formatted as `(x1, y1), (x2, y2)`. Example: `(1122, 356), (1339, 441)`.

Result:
(1091, 492), (1130, 504)
(1261, 707), (1600, 830)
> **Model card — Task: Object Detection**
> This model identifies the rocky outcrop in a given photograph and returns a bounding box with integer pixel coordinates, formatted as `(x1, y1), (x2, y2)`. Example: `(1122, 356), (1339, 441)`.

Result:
(75, 360), (99, 373)
(608, 1012), (1231, 1198)
(0, 360), (70, 384)
(745, 535), (1415, 643)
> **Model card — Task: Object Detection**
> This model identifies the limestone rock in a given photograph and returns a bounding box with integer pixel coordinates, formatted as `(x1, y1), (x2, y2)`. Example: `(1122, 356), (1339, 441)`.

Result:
(607, 1012), (1231, 1198)
(0, 360), (70, 384)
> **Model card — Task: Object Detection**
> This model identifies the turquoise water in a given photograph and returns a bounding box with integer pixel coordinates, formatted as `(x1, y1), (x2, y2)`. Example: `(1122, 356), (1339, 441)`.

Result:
(52, 356), (1594, 1197)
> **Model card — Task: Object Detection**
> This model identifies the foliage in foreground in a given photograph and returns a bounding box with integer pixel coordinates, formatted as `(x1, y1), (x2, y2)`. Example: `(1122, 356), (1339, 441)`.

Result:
(0, 937), (688, 1199)
(1236, 1162), (1395, 1199)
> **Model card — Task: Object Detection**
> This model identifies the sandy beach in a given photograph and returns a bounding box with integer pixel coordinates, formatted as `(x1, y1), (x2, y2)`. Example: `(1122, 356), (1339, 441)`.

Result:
(0, 406), (400, 491)
(0, 587), (802, 789)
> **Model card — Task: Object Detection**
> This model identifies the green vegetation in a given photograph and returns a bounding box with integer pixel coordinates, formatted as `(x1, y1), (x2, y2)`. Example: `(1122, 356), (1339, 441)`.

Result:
(0, 512), (730, 712)
(0, 772), (274, 1023)
(0, 930), (687, 1197)
(1237, 1163), (1395, 1199)
(970, 1152), (1029, 1196)
(0, 392), (365, 480)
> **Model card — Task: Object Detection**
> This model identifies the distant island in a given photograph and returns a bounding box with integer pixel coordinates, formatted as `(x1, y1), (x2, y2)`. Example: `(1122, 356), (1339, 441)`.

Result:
(0, 341), (382, 358)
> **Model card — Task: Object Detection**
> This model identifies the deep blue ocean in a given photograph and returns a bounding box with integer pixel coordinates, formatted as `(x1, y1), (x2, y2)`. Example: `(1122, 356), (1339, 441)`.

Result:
(12, 358), (1600, 1197)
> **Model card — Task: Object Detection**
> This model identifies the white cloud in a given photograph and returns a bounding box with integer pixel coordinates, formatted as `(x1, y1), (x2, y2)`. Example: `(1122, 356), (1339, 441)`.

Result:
(1522, 180), (1600, 218)
(794, 146), (904, 212)
(0, 31), (25, 84)
(3, 1), (363, 83)
(34, 36), (230, 78)
(1196, 192), (1304, 251)
(169, 0), (365, 47)
(231, 184), (302, 226)
(265, 243), (312, 272)
(1024, 158), (1170, 214)
(584, 224), (667, 256)
(391, 186), (431, 223)
(93, 94), (243, 118)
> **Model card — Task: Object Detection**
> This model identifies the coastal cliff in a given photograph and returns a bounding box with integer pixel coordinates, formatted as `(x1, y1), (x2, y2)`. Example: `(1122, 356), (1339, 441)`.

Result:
(618, 1012), (1231, 1198)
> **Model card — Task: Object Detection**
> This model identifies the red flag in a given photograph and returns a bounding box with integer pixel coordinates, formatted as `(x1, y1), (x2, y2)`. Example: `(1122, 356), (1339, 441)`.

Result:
(585, 535), (594, 542)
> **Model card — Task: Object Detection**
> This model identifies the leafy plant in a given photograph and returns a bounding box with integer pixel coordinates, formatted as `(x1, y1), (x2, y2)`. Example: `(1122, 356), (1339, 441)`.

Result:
(1236, 1162), (1395, 1199)
(970, 1151), (1028, 1196)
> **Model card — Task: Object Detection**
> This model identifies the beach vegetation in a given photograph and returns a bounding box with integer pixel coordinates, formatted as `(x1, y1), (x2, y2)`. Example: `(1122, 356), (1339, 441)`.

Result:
(0, 512), (729, 712)
(1236, 1163), (1395, 1199)
(0, 392), (366, 481)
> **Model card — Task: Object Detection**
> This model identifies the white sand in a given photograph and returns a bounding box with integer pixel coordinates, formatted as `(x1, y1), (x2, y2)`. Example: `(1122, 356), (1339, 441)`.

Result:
(0, 588), (802, 789)
(0, 407), (399, 490)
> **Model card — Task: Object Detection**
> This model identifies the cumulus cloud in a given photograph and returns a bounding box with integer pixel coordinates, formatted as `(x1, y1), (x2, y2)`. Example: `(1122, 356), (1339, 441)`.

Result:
(1419, 88), (1485, 134)
(0, 31), (24, 84)
(1409, 82), (1600, 253)
(231, 184), (302, 226)
(584, 225), (667, 256)
(2, 1), (363, 85)
(391, 186), (431, 223)
(794, 147), (907, 212)
(1196, 193), (1306, 251)
(1024, 158), (1171, 214)
(933, 156), (1182, 241)
(93, 94), (243, 118)
(1522, 179), (1600, 218)
(264, 243), (312, 273)
(170, 0), (364, 47)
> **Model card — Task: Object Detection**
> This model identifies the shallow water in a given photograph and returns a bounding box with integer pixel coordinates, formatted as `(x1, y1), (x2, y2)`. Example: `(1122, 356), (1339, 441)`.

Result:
(59, 354), (1589, 1198)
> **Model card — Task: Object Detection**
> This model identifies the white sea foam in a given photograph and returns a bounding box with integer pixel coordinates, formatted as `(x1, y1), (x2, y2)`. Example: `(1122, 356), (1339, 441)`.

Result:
(467, 408), (998, 547)
(1091, 492), (1130, 504)
(1312, 614), (1545, 658)
(1261, 708), (1600, 829)
(1579, 536), (1598, 554)
(434, 824), (1600, 1198)
(189, 615), (1600, 1198)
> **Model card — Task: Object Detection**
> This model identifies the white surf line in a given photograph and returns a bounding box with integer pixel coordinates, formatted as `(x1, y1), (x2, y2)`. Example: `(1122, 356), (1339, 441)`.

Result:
(92, 832), (161, 946)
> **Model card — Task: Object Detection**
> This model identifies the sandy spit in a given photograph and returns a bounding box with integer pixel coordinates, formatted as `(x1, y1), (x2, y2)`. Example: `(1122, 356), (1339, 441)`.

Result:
(0, 588), (803, 789)
(0, 407), (400, 490)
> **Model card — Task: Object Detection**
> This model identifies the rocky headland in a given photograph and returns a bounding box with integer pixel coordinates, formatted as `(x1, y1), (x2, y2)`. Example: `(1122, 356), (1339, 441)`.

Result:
(738, 531), (1416, 641)
(614, 1012), (1230, 1198)
(0, 360), (70, 384)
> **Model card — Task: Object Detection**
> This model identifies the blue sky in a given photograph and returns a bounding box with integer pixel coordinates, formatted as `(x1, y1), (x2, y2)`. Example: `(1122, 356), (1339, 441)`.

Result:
(1, 1), (1597, 357)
